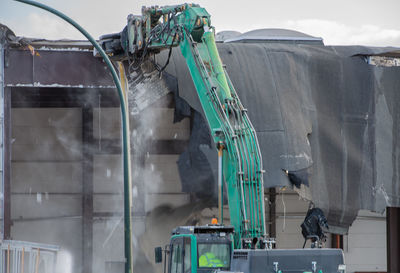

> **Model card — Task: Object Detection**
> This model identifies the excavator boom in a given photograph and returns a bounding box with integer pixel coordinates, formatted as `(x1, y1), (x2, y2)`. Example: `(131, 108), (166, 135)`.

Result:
(100, 3), (266, 248)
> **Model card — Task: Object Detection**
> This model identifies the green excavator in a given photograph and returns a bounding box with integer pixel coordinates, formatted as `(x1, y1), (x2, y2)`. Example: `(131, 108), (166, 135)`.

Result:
(99, 4), (345, 273)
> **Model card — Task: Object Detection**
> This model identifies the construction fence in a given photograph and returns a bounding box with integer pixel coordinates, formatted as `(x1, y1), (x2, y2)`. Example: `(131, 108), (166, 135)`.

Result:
(1, 240), (59, 273)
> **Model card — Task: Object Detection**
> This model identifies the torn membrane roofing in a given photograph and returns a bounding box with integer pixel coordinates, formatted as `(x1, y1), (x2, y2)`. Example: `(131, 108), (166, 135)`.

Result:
(162, 41), (400, 233)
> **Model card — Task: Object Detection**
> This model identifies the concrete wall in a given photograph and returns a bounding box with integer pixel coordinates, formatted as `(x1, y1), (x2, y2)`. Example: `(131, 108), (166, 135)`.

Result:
(9, 104), (388, 273)
(273, 188), (387, 273)
(92, 105), (191, 273)
(9, 98), (191, 273)
(344, 210), (386, 272)
(11, 108), (83, 272)
(274, 189), (314, 249)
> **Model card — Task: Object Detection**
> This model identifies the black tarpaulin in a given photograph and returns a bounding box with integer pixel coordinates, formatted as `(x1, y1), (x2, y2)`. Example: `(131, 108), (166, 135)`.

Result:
(158, 41), (400, 233)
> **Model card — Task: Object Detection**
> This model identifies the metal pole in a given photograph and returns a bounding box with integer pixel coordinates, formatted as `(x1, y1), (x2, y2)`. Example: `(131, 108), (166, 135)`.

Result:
(7, 244), (10, 273)
(13, 2), (133, 273)
(218, 145), (223, 224)
(20, 248), (24, 273)
(34, 249), (39, 273)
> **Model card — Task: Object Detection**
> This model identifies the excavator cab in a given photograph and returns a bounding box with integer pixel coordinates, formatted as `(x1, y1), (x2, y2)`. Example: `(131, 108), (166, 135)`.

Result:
(156, 225), (346, 273)
(155, 225), (234, 273)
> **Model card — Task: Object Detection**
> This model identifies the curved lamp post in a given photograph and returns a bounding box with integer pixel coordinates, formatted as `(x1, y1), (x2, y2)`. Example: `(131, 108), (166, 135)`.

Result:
(13, 1), (133, 273)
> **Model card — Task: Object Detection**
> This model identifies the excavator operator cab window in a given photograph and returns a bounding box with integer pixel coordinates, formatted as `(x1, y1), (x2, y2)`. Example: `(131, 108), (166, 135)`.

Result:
(184, 238), (191, 273)
(197, 243), (230, 269)
(170, 238), (183, 273)
(170, 237), (192, 273)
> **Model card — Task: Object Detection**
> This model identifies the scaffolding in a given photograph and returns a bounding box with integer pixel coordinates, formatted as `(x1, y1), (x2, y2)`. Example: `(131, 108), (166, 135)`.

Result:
(1, 240), (59, 273)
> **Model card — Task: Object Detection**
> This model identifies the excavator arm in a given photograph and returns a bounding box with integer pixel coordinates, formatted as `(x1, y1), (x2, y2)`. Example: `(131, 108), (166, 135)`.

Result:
(100, 3), (267, 249)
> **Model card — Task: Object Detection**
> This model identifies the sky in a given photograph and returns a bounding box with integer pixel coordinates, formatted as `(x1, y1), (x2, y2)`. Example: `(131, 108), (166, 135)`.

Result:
(1, 0), (400, 47)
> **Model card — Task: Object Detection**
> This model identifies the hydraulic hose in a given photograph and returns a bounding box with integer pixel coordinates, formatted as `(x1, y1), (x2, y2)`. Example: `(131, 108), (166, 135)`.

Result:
(13, 1), (133, 273)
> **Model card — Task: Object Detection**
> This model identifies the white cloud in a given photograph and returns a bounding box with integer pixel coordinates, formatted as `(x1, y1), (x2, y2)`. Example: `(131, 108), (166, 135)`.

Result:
(284, 19), (400, 47)
(4, 10), (400, 47)
(9, 13), (85, 40)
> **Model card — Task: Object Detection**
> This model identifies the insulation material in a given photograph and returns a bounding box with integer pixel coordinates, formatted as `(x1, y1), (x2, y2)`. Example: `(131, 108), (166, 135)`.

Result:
(160, 42), (400, 233)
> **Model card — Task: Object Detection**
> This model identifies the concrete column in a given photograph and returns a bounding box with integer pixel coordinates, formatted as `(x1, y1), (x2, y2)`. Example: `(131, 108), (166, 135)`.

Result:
(83, 107), (94, 273)
(387, 207), (400, 273)
(268, 188), (276, 241)
(3, 86), (11, 239)
(1, 44), (12, 239)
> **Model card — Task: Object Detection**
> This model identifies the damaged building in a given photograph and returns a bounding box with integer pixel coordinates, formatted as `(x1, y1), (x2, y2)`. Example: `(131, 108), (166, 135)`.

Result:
(0, 24), (400, 273)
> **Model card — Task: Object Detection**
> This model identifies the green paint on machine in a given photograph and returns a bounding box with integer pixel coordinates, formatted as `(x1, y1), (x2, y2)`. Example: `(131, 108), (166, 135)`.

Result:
(102, 3), (266, 249)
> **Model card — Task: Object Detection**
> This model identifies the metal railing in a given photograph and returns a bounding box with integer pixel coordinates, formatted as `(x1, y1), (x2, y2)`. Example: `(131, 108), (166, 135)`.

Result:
(1, 240), (59, 273)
